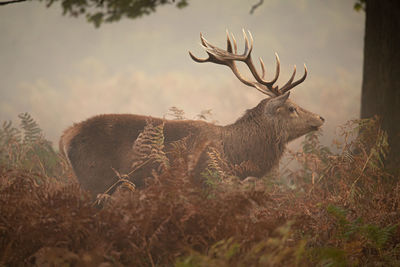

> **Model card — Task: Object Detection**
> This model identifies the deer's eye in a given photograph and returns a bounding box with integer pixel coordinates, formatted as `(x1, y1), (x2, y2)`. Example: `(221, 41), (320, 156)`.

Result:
(289, 107), (296, 113)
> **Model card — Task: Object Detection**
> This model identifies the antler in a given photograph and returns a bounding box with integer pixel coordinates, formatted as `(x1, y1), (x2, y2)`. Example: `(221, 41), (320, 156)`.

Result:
(189, 29), (307, 97)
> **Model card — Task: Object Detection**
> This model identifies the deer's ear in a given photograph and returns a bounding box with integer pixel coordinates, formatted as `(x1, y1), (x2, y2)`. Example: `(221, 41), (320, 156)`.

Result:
(265, 92), (290, 114)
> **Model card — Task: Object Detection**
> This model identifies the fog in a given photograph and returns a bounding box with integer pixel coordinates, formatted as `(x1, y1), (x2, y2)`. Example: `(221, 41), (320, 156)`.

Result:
(0, 0), (364, 149)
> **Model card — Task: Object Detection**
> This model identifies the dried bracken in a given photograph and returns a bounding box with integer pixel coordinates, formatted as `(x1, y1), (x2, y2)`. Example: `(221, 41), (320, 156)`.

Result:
(0, 115), (399, 266)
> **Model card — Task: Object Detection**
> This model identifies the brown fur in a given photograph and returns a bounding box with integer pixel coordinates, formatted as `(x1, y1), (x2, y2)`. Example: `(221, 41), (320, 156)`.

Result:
(60, 96), (324, 196)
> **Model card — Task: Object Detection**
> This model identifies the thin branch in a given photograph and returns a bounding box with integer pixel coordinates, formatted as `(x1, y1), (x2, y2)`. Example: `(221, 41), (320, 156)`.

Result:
(0, 0), (27, 6)
(249, 0), (264, 14)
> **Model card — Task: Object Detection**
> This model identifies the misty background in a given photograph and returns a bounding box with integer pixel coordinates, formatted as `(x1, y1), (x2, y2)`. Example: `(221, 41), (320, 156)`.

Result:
(0, 0), (364, 150)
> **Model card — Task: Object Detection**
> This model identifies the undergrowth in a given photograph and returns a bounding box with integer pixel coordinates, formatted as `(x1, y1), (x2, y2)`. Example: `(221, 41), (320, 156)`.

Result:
(0, 114), (399, 266)
(0, 113), (71, 182)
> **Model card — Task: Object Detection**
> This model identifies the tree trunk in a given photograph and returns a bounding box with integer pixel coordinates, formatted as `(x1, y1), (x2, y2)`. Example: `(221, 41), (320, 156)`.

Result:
(361, 0), (400, 173)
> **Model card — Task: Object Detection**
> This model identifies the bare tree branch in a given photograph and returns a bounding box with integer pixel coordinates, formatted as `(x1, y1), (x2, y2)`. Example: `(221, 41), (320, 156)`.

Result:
(0, 0), (27, 6)
(249, 0), (264, 14)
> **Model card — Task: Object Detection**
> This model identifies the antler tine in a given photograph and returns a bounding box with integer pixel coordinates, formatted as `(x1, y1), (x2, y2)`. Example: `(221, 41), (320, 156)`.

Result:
(259, 57), (266, 78)
(231, 33), (238, 54)
(269, 53), (281, 86)
(242, 29), (253, 56)
(226, 30), (233, 53)
(199, 32), (209, 47)
(281, 65), (296, 90)
(188, 50), (209, 63)
(279, 64), (308, 94)
(188, 33), (212, 63)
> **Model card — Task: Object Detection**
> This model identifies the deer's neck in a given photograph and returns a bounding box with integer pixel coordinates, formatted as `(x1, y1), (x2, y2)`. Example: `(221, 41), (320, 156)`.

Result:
(221, 117), (287, 178)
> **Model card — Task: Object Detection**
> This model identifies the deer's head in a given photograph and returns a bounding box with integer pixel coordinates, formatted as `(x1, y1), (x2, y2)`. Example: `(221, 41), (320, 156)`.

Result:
(189, 30), (324, 142)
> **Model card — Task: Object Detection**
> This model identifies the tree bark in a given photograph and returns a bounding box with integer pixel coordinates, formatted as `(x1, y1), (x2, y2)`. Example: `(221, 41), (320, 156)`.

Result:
(362, 0), (400, 173)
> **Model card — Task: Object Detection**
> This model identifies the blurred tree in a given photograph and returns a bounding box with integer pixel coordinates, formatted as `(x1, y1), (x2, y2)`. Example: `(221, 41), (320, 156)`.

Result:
(0, 0), (189, 27)
(360, 0), (400, 172)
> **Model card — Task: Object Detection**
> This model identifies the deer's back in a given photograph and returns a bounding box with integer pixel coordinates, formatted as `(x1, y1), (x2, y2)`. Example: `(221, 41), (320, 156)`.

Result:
(60, 114), (219, 195)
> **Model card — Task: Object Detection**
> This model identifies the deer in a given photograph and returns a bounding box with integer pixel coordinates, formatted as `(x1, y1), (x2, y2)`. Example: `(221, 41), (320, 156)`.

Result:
(60, 30), (325, 197)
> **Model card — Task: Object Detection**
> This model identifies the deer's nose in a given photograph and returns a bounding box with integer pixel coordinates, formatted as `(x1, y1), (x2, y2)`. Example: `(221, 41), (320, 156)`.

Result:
(319, 116), (325, 122)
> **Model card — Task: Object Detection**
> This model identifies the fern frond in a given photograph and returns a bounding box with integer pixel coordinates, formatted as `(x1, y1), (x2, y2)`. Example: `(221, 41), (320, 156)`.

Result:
(18, 112), (43, 144)
(362, 223), (398, 249)
(167, 106), (186, 120)
(131, 121), (169, 174)
(206, 147), (226, 179)
(0, 120), (21, 144)
(0, 113), (60, 179)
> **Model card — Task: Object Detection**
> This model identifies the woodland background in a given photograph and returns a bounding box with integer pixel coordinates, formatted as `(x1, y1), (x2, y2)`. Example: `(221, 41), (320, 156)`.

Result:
(0, 0), (363, 148)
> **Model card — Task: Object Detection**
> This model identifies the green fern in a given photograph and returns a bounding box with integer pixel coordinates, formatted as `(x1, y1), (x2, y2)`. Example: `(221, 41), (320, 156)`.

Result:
(0, 120), (21, 144)
(0, 113), (60, 179)
(314, 247), (347, 267)
(326, 204), (353, 240)
(326, 204), (397, 255)
(302, 131), (332, 161)
(362, 223), (398, 250)
(175, 238), (240, 267)
(176, 222), (306, 267)
(0, 121), (21, 166)
(18, 112), (43, 144)
(201, 147), (232, 193)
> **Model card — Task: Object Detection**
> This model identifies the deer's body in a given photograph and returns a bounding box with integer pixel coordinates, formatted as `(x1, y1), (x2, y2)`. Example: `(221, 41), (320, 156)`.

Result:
(60, 30), (325, 196)
(60, 114), (220, 194)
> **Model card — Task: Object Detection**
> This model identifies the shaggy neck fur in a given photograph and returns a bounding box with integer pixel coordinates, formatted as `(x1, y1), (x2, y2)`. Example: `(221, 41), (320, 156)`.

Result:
(221, 100), (288, 178)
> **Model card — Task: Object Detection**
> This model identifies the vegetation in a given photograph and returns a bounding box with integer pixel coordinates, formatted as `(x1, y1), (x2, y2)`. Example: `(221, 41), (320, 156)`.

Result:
(43, 0), (189, 28)
(0, 114), (399, 266)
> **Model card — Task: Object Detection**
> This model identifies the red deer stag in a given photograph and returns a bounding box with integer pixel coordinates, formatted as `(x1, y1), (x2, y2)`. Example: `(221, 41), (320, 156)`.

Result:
(60, 30), (325, 196)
